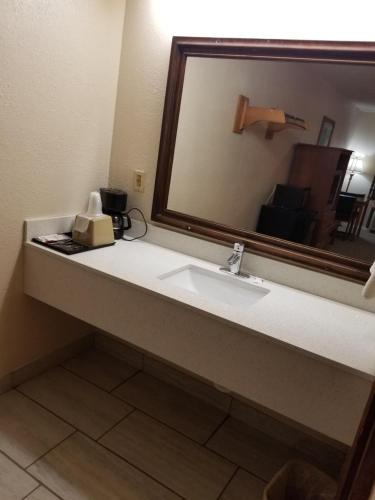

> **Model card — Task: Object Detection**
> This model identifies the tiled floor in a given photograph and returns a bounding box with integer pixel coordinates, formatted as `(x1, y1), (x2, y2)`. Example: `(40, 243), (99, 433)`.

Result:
(0, 348), (340, 500)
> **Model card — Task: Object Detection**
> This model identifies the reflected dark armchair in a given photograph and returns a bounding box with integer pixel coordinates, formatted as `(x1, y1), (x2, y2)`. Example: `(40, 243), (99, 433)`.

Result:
(256, 184), (313, 244)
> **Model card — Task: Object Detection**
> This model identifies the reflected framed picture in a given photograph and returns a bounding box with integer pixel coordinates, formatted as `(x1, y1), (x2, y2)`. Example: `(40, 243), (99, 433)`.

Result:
(317, 116), (335, 146)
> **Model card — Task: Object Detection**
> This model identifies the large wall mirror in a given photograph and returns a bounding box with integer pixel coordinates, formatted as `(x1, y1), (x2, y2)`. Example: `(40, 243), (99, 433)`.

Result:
(152, 38), (375, 282)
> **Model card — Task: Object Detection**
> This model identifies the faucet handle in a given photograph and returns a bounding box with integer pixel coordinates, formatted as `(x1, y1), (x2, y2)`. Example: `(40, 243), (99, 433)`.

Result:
(221, 241), (250, 278)
(233, 242), (245, 252)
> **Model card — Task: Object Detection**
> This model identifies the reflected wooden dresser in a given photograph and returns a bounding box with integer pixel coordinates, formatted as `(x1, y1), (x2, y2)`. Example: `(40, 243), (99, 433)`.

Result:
(288, 143), (352, 248)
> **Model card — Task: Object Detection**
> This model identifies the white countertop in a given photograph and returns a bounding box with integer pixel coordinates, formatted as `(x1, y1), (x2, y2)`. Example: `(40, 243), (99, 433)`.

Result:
(25, 238), (375, 380)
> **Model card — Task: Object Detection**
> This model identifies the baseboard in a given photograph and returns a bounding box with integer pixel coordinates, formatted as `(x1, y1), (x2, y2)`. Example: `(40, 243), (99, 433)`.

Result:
(0, 373), (12, 394)
(0, 334), (94, 392)
(94, 331), (143, 369)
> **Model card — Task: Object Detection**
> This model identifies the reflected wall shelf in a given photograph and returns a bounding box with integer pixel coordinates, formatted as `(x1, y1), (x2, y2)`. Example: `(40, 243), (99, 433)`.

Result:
(233, 94), (307, 139)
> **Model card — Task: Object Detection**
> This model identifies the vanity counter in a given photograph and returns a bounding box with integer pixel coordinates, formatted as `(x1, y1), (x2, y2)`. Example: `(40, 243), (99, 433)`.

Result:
(25, 237), (375, 380)
(24, 217), (375, 444)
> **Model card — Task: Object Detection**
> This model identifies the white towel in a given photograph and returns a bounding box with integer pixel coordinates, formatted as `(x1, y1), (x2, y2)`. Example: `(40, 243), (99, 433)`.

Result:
(362, 262), (375, 299)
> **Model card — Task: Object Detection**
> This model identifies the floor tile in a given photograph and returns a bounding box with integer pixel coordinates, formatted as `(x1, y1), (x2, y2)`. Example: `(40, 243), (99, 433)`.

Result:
(207, 417), (298, 481)
(100, 411), (236, 500)
(0, 451), (38, 499)
(113, 372), (226, 443)
(28, 433), (179, 500)
(62, 349), (138, 391)
(221, 469), (266, 500)
(18, 367), (133, 439)
(0, 390), (74, 468)
(25, 486), (60, 499)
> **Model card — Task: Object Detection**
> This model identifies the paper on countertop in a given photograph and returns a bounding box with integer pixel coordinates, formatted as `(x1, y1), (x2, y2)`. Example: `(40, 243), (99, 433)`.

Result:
(36, 234), (71, 243)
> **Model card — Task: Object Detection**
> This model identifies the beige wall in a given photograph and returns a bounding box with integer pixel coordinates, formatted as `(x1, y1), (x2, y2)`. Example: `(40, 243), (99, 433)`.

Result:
(0, 0), (126, 378)
(109, 0), (375, 219)
(168, 58), (354, 230)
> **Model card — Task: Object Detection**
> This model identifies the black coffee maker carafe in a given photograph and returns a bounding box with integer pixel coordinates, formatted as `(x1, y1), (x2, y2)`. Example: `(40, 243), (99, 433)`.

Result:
(100, 188), (131, 239)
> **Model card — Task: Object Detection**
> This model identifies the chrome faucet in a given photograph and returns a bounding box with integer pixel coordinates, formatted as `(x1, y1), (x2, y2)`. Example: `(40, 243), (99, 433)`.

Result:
(220, 242), (250, 278)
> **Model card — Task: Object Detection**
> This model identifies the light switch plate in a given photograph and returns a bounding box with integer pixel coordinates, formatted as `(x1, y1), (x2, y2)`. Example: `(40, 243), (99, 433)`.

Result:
(133, 170), (145, 193)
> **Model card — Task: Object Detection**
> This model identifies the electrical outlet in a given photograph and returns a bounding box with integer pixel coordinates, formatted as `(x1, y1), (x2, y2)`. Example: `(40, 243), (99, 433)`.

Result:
(133, 170), (145, 193)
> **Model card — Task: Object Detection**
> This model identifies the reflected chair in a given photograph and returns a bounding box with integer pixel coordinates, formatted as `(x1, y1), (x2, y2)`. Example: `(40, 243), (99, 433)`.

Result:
(336, 194), (366, 240)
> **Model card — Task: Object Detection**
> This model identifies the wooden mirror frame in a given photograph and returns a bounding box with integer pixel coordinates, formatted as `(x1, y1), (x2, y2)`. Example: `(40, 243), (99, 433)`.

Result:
(152, 37), (375, 283)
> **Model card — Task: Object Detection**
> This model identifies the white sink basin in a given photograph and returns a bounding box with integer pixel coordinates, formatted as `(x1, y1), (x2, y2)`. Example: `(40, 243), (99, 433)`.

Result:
(159, 265), (269, 307)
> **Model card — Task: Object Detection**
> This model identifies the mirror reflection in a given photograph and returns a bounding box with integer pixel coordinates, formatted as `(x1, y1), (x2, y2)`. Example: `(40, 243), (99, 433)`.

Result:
(167, 58), (375, 263)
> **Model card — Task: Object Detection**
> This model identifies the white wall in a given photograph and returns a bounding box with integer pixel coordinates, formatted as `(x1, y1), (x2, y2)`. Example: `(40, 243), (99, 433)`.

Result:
(346, 109), (375, 194)
(0, 0), (126, 378)
(168, 58), (354, 230)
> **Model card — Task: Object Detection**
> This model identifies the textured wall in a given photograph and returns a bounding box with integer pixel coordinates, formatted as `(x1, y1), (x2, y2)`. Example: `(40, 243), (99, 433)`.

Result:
(0, 0), (126, 378)
(109, 0), (375, 309)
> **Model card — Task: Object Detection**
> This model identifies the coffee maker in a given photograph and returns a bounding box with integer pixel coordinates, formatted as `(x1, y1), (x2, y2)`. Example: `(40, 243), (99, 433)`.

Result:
(100, 188), (131, 239)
